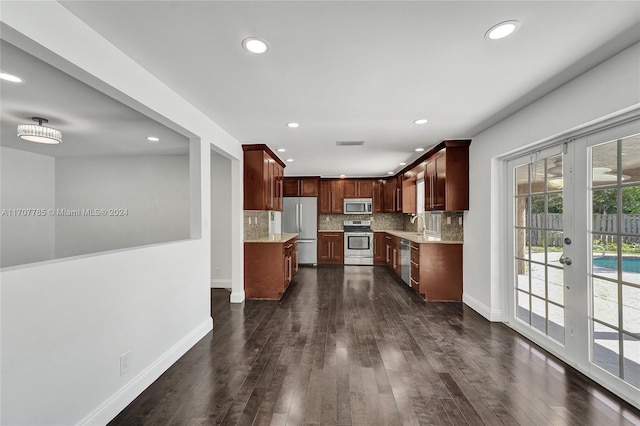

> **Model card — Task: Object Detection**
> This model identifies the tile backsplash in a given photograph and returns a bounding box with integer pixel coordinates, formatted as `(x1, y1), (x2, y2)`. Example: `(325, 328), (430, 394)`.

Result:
(245, 209), (463, 241)
(441, 211), (464, 241)
(402, 211), (464, 241)
(318, 213), (404, 231)
(243, 210), (269, 240)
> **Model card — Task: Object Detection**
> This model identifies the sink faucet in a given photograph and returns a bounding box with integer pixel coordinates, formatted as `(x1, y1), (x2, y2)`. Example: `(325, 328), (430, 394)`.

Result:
(410, 214), (427, 238)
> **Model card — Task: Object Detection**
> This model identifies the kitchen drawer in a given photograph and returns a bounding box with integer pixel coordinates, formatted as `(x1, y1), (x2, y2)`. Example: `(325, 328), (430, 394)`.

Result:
(410, 249), (420, 264)
(410, 277), (420, 292)
(410, 262), (420, 280)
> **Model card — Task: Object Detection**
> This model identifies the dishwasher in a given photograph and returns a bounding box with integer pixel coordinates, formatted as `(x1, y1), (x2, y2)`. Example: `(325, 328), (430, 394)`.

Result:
(400, 238), (410, 286)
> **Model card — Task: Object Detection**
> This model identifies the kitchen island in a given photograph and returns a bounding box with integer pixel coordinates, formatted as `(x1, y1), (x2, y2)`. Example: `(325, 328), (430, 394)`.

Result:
(244, 233), (299, 299)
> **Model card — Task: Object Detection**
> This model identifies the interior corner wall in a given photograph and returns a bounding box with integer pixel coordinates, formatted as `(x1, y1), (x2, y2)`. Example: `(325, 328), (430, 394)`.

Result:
(210, 150), (232, 287)
(0, 147), (55, 267)
(0, 2), (240, 424)
(54, 155), (190, 258)
(463, 42), (640, 321)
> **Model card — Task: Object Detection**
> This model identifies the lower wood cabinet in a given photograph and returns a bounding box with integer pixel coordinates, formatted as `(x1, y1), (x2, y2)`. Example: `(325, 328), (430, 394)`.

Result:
(373, 232), (386, 265)
(244, 236), (298, 299)
(318, 232), (344, 264)
(376, 232), (463, 301)
(410, 241), (462, 301)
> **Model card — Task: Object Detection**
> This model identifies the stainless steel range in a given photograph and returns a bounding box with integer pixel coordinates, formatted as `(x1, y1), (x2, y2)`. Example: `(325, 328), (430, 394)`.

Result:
(343, 220), (374, 265)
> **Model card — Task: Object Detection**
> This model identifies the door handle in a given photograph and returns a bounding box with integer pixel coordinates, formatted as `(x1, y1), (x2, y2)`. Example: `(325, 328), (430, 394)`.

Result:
(559, 255), (572, 266)
(299, 203), (303, 231)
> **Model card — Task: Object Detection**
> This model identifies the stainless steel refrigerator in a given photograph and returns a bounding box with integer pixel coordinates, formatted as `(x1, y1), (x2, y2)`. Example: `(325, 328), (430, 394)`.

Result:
(283, 197), (318, 264)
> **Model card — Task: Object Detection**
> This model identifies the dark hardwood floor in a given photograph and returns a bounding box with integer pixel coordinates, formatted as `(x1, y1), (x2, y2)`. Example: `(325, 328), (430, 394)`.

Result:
(110, 266), (640, 425)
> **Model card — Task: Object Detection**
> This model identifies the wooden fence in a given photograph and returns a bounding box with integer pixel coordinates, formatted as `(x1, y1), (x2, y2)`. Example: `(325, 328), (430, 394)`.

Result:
(529, 214), (640, 247)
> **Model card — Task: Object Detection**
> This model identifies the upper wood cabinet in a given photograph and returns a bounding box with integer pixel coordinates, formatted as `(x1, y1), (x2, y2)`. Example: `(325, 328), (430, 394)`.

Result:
(402, 164), (423, 214)
(283, 177), (320, 197)
(343, 179), (374, 198)
(382, 177), (402, 213)
(402, 178), (417, 213)
(319, 179), (344, 213)
(242, 144), (285, 211)
(373, 180), (384, 213)
(424, 140), (470, 211)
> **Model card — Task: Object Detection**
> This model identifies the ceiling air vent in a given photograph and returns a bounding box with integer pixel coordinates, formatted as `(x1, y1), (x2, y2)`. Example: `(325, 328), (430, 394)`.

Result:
(336, 140), (365, 146)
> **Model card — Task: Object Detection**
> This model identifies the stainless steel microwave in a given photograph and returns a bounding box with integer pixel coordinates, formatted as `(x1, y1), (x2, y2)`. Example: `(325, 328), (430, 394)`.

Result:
(343, 198), (373, 214)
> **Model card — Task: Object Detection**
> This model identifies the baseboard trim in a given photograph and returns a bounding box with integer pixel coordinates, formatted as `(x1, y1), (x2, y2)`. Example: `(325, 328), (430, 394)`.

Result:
(78, 317), (213, 425)
(210, 278), (232, 288)
(230, 290), (245, 304)
(463, 293), (502, 322)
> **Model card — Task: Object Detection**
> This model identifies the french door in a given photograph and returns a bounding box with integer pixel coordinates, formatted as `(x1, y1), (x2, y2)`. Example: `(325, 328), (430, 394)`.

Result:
(507, 118), (640, 407)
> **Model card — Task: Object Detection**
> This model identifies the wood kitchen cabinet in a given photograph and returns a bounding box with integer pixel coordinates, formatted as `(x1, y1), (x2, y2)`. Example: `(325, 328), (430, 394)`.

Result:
(410, 241), (462, 301)
(373, 232), (386, 265)
(318, 232), (344, 264)
(383, 233), (400, 276)
(402, 177), (417, 214)
(319, 180), (344, 214)
(244, 235), (298, 299)
(383, 177), (402, 213)
(283, 177), (320, 197)
(424, 140), (470, 211)
(242, 144), (285, 211)
(373, 180), (385, 213)
(343, 179), (374, 198)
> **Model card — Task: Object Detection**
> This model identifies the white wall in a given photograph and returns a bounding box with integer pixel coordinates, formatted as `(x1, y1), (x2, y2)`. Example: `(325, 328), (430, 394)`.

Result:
(55, 155), (190, 258)
(0, 2), (244, 424)
(464, 42), (640, 320)
(211, 150), (232, 287)
(1, 239), (210, 425)
(0, 147), (55, 267)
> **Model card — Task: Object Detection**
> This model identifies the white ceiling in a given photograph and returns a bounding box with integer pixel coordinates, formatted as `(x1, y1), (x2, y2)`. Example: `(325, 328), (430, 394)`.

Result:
(0, 41), (189, 157)
(10, 2), (640, 174)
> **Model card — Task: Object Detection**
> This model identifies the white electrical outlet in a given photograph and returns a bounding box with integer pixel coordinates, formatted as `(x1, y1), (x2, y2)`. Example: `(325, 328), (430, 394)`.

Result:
(447, 216), (451, 225)
(458, 217), (463, 225)
(120, 351), (131, 376)
(253, 216), (258, 224)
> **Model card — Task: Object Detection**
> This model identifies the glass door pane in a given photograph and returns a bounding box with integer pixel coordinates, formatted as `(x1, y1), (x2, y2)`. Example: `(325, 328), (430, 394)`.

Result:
(513, 152), (566, 345)
(589, 134), (640, 389)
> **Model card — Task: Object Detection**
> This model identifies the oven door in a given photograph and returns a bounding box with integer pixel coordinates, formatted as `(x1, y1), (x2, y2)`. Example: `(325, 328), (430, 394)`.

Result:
(344, 232), (374, 264)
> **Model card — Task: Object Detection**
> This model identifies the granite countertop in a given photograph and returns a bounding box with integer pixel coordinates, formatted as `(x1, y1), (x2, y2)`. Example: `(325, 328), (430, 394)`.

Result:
(382, 230), (463, 245)
(244, 233), (298, 243)
(318, 230), (344, 232)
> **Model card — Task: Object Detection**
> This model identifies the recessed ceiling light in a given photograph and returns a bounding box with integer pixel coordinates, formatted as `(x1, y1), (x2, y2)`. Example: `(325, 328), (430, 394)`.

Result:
(146, 136), (160, 142)
(398, 162), (407, 166)
(485, 20), (521, 40)
(387, 172), (394, 175)
(0, 72), (23, 83)
(276, 148), (286, 152)
(413, 119), (428, 125)
(242, 37), (269, 54)
(286, 158), (294, 162)
(286, 122), (300, 128)
(415, 148), (425, 152)
(340, 174), (346, 178)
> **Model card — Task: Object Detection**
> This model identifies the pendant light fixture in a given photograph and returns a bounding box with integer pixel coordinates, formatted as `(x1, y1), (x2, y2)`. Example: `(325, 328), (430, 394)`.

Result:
(17, 117), (62, 144)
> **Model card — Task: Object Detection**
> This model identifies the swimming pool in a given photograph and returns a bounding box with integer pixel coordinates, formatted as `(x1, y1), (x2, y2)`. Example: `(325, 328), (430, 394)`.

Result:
(592, 256), (640, 273)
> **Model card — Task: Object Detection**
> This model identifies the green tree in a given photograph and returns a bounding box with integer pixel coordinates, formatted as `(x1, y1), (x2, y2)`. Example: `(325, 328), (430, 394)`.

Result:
(592, 185), (640, 214)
